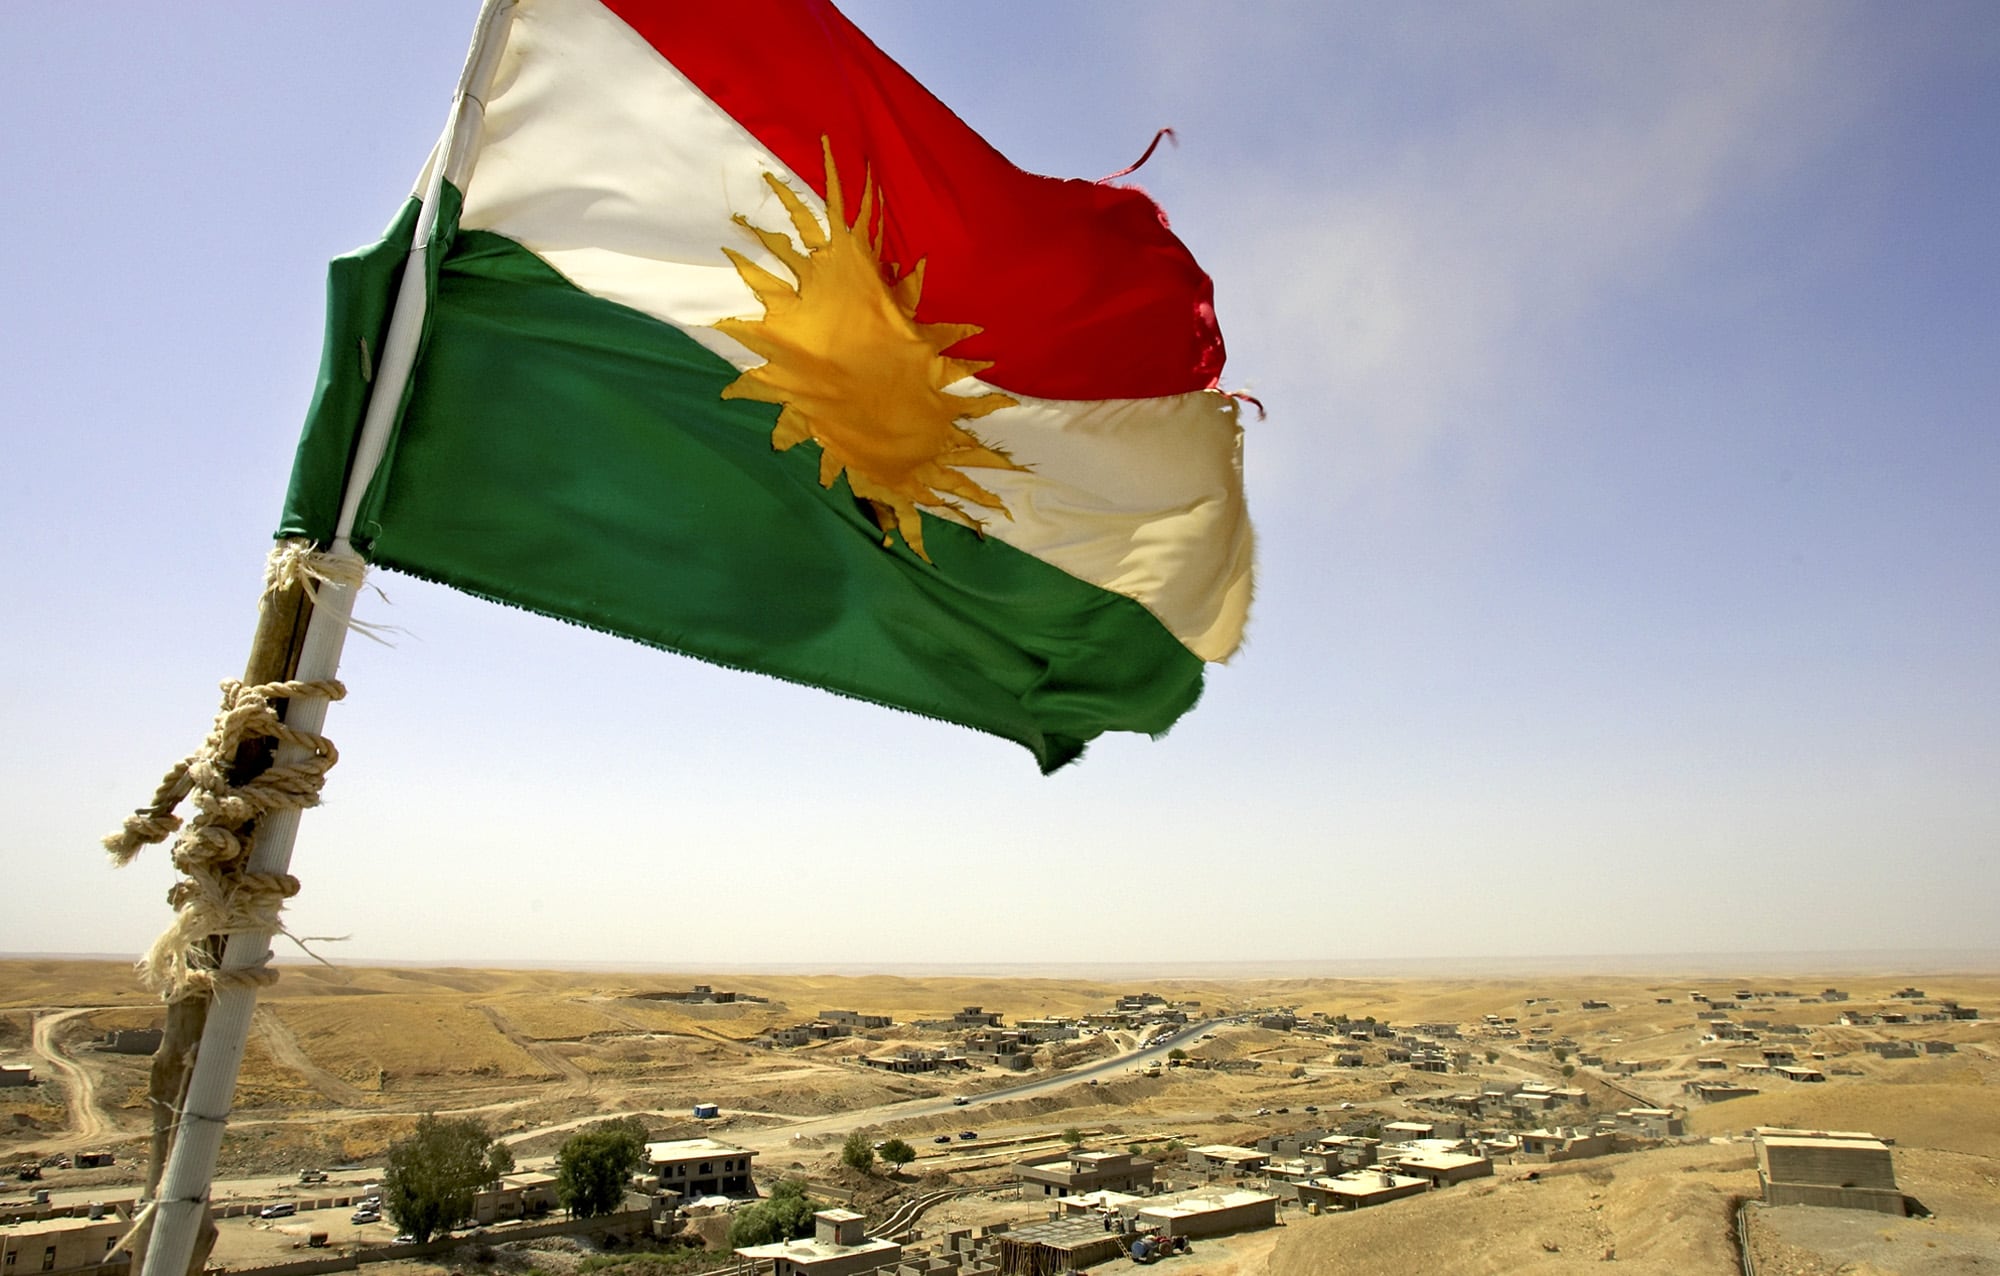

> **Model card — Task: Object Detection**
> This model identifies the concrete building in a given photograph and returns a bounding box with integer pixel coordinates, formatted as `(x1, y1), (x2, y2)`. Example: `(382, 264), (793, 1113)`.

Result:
(1186, 1145), (1269, 1177)
(95, 1029), (162, 1056)
(962, 1029), (1032, 1071)
(1519, 1128), (1615, 1161)
(1613, 1108), (1684, 1137)
(1388, 1151), (1493, 1189)
(817, 1010), (892, 1030)
(644, 1138), (757, 1199)
(0, 1064), (34, 1087)
(0, 1207), (132, 1276)
(1688, 1088), (1768, 1104)
(1756, 1134), (1904, 1215)
(734, 1209), (900, 1276)
(1295, 1170), (1428, 1212)
(472, 1172), (560, 1224)
(1134, 1189), (1279, 1239)
(951, 1007), (1004, 1029)
(1014, 1151), (1156, 1200)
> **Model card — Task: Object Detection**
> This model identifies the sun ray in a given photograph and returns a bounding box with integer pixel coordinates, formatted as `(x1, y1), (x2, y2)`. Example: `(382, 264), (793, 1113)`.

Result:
(714, 138), (1022, 561)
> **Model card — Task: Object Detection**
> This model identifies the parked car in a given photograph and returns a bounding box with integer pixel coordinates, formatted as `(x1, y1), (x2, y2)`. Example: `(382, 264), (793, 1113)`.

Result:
(351, 1208), (380, 1224)
(260, 1203), (297, 1219)
(297, 1169), (328, 1185)
(1304, 1105), (1319, 1113)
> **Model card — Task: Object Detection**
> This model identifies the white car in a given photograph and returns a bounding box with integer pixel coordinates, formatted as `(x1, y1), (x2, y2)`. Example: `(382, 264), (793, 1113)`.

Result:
(259, 1203), (297, 1219)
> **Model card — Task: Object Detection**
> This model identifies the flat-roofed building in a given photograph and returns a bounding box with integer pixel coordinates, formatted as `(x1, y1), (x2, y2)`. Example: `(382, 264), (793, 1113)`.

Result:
(1388, 1150), (1492, 1188)
(0, 1064), (33, 1087)
(1135, 1189), (1278, 1239)
(1187, 1145), (1269, 1177)
(0, 1206), (132, 1275)
(1015, 1150), (1156, 1199)
(734, 1209), (900, 1276)
(1757, 1134), (1903, 1215)
(1685, 1081), (1760, 1103)
(473, 1172), (560, 1224)
(816, 1010), (892, 1030)
(1519, 1128), (1614, 1161)
(644, 1138), (757, 1198)
(1296, 1170), (1428, 1212)
(1614, 1107), (1684, 1137)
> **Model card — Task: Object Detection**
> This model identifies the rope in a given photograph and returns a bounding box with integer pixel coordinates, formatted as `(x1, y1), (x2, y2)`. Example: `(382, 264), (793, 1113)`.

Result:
(103, 542), (351, 1003)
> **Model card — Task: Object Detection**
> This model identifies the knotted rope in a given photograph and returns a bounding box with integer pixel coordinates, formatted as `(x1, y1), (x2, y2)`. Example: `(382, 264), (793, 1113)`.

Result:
(105, 542), (353, 1002)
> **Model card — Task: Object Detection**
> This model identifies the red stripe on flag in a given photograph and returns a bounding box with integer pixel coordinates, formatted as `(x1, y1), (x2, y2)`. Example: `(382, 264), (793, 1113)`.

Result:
(601, 0), (1225, 402)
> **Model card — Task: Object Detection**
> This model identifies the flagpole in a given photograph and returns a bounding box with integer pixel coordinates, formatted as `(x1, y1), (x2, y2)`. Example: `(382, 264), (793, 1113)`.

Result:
(138, 7), (515, 1276)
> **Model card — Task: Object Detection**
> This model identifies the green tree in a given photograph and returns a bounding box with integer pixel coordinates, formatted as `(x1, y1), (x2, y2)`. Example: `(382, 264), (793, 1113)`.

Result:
(1167, 1048), (1187, 1061)
(1561, 1064), (1576, 1078)
(877, 1139), (916, 1172)
(1484, 1049), (1499, 1064)
(727, 1179), (819, 1247)
(382, 1114), (514, 1243)
(840, 1132), (875, 1173)
(1061, 1128), (1085, 1146)
(557, 1117), (649, 1219)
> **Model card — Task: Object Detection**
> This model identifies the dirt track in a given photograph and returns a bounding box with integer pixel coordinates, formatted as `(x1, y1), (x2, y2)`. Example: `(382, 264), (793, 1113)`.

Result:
(29, 1007), (112, 1144)
(254, 1007), (368, 1106)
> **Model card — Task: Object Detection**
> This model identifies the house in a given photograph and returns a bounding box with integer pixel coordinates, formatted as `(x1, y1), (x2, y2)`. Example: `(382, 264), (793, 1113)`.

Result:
(1518, 1128), (1614, 1161)
(1134, 1189), (1279, 1238)
(1613, 1107), (1684, 1137)
(1015, 1150), (1156, 1199)
(1774, 1065), (1826, 1083)
(963, 1029), (1032, 1071)
(1756, 1133), (1903, 1215)
(1187, 1145), (1269, 1177)
(96, 1029), (163, 1056)
(734, 1209), (900, 1276)
(0, 1206), (132, 1276)
(472, 1172), (560, 1224)
(0, 1064), (34, 1087)
(816, 1010), (892, 1030)
(1388, 1150), (1493, 1188)
(952, 1006), (1004, 1028)
(1296, 1170), (1428, 1211)
(1015, 1018), (1079, 1043)
(644, 1138), (757, 1199)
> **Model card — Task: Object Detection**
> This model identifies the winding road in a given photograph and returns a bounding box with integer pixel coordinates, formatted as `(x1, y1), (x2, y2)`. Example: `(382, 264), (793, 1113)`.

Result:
(29, 1007), (113, 1144)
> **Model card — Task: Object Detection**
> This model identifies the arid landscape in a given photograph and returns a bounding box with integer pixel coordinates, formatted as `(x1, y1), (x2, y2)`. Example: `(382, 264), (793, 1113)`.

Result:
(5, 960), (1997, 1275)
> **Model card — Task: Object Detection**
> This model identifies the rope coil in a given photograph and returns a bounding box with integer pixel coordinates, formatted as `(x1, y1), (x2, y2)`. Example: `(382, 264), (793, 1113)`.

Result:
(105, 543), (353, 1003)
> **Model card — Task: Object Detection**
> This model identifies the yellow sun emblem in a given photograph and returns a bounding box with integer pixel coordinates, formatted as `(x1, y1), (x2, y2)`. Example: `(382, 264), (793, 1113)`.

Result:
(715, 139), (1022, 562)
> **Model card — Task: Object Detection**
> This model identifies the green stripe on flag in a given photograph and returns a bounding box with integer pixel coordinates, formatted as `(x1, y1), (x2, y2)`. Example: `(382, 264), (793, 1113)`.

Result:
(341, 227), (1203, 771)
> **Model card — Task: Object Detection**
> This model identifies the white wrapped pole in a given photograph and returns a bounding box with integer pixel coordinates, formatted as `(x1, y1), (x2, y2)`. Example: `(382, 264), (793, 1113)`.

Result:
(139, 7), (516, 1276)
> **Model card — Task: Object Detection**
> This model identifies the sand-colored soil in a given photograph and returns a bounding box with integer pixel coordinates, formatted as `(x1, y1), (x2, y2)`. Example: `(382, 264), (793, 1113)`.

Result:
(5, 960), (1996, 1274)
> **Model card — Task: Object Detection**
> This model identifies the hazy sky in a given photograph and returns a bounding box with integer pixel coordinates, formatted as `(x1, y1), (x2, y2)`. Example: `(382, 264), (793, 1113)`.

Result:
(3, 3), (1996, 970)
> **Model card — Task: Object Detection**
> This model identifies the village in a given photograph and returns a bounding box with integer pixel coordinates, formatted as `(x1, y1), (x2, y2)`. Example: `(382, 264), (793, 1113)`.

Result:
(4, 966), (1997, 1275)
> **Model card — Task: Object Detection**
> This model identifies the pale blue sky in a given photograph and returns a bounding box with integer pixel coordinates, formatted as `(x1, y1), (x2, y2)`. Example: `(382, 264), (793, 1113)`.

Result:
(2, 3), (1995, 968)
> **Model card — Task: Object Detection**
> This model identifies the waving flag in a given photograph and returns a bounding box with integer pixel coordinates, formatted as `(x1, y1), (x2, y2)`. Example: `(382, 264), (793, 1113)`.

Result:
(279, 0), (1252, 772)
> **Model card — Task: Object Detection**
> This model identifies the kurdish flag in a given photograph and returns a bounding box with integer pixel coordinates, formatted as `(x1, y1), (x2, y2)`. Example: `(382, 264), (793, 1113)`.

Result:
(279, 0), (1253, 773)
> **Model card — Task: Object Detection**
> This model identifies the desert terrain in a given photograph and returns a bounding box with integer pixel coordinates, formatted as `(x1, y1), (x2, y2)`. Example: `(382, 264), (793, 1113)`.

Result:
(4, 960), (1997, 1275)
